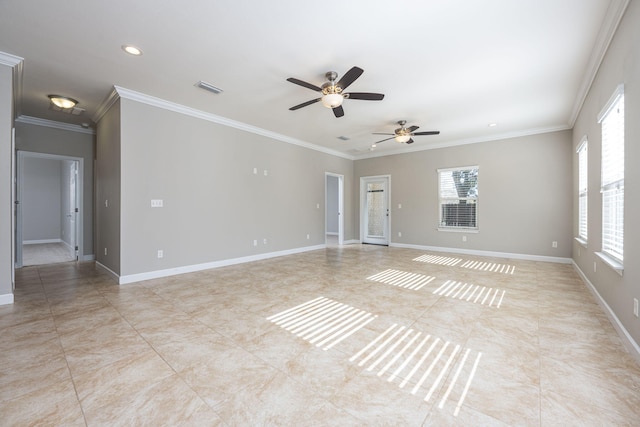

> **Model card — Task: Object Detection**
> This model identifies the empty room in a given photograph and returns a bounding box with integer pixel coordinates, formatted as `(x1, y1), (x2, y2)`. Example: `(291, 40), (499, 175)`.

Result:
(0, 0), (639, 425)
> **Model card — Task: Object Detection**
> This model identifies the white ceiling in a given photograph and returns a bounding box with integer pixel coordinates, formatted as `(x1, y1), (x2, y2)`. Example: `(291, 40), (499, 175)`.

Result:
(0, 0), (626, 159)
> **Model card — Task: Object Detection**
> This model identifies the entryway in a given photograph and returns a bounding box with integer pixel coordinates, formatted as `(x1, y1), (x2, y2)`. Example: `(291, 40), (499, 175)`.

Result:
(360, 175), (390, 245)
(325, 173), (344, 246)
(16, 151), (83, 267)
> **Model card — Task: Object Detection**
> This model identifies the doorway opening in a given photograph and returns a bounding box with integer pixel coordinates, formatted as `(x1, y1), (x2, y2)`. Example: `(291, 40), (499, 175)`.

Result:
(360, 175), (390, 246)
(325, 173), (344, 246)
(16, 151), (83, 267)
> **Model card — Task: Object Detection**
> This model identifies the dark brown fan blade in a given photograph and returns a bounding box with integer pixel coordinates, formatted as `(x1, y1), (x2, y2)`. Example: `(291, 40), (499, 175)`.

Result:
(345, 92), (385, 101)
(373, 136), (396, 144)
(412, 131), (440, 136)
(332, 105), (345, 118)
(406, 138), (415, 144)
(286, 77), (322, 92)
(289, 98), (321, 111)
(406, 125), (419, 133)
(336, 66), (363, 90)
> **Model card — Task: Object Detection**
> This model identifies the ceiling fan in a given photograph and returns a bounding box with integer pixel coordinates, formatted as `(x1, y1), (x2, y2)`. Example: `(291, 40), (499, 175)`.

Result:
(287, 66), (384, 118)
(372, 120), (440, 146)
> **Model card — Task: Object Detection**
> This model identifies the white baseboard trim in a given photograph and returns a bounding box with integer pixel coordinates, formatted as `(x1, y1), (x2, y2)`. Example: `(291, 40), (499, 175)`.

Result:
(23, 239), (62, 245)
(0, 293), (15, 305)
(343, 239), (361, 245)
(95, 262), (120, 284)
(572, 261), (640, 365)
(118, 244), (326, 285)
(326, 232), (338, 236)
(389, 242), (572, 264)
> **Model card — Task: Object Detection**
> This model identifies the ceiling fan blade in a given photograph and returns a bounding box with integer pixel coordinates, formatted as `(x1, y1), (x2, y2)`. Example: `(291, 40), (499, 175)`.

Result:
(336, 66), (363, 90)
(412, 131), (440, 136)
(372, 132), (394, 135)
(406, 138), (415, 144)
(406, 125), (419, 133)
(345, 92), (385, 101)
(332, 105), (345, 118)
(373, 136), (396, 144)
(286, 77), (322, 92)
(289, 98), (321, 111)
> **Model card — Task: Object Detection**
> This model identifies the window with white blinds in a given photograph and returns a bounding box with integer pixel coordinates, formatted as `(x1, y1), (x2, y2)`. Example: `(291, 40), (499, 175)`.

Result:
(438, 166), (478, 229)
(598, 85), (624, 263)
(577, 138), (588, 242)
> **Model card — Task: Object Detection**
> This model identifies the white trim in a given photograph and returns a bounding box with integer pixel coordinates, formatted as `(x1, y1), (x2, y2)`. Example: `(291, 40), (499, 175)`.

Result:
(16, 115), (95, 135)
(390, 242), (572, 264)
(595, 251), (624, 276)
(576, 135), (588, 154)
(92, 87), (120, 123)
(572, 261), (640, 366)
(95, 261), (119, 283)
(568, 0), (630, 126)
(597, 83), (625, 123)
(0, 51), (23, 66)
(343, 239), (361, 245)
(102, 86), (353, 160)
(23, 239), (62, 245)
(0, 293), (14, 306)
(117, 244), (325, 285)
(80, 254), (96, 262)
(354, 125), (571, 160)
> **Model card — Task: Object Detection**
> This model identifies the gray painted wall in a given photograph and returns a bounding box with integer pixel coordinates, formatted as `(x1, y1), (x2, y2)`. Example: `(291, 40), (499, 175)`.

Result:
(15, 122), (95, 258)
(22, 157), (61, 241)
(103, 98), (354, 277)
(96, 100), (122, 274)
(326, 175), (339, 234)
(355, 130), (573, 258)
(0, 63), (13, 299)
(572, 0), (640, 347)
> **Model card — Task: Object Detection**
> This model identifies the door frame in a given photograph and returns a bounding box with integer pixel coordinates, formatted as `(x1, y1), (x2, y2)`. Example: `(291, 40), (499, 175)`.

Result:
(16, 151), (84, 267)
(325, 172), (344, 245)
(360, 175), (391, 245)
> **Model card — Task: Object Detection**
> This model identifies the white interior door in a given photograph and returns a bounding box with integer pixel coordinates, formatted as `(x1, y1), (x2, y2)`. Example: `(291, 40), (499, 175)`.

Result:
(67, 161), (78, 260)
(362, 176), (390, 245)
(325, 173), (344, 245)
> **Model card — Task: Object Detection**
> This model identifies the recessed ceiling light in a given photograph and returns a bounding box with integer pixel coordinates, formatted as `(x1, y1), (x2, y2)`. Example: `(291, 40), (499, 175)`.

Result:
(122, 45), (143, 56)
(488, 123), (498, 127)
(48, 95), (77, 109)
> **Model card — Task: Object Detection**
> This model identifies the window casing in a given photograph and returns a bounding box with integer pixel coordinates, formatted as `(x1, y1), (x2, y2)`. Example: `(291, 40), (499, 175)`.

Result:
(438, 166), (478, 230)
(577, 138), (588, 242)
(598, 85), (624, 264)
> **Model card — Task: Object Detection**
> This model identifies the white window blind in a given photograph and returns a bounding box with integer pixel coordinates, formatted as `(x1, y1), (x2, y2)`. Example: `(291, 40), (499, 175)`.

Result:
(438, 166), (478, 229)
(599, 85), (624, 263)
(577, 139), (588, 241)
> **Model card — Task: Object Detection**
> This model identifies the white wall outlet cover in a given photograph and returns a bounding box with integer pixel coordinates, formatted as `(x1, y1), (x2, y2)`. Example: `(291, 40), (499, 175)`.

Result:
(253, 168), (257, 175)
(398, 203), (402, 209)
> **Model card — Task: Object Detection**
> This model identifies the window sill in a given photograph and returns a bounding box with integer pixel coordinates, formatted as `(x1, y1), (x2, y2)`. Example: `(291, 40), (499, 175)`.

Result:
(574, 237), (588, 248)
(437, 227), (479, 233)
(595, 251), (624, 276)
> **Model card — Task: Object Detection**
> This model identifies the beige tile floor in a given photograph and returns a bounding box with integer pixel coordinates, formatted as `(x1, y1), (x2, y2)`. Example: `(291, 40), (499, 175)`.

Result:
(1, 244), (640, 426)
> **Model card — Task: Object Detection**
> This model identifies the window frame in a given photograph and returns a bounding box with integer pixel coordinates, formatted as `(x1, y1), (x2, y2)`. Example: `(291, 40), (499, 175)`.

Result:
(576, 136), (588, 244)
(437, 165), (479, 232)
(596, 84), (624, 273)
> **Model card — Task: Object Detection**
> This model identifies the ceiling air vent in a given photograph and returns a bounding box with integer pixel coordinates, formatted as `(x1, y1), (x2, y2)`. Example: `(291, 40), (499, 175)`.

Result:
(337, 136), (350, 141)
(195, 80), (223, 95)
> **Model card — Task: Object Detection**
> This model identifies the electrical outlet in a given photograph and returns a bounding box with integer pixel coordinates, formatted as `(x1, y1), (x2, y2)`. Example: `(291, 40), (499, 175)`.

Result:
(462, 236), (467, 242)
(398, 231), (402, 237)
(105, 199), (108, 207)
(157, 250), (163, 259)
(552, 241), (558, 248)
(594, 262), (597, 272)
(263, 170), (268, 176)
(634, 298), (638, 318)
(398, 203), (402, 209)
(253, 168), (257, 175)
(253, 240), (258, 247)
(151, 199), (163, 207)
(263, 238), (267, 245)
(104, 247), (107, 256)
(306, 234), (310, 240)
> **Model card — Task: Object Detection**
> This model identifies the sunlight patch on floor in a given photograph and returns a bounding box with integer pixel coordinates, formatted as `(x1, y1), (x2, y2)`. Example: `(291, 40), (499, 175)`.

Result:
(367, 269), (436, 290)
(267, 297), (377, 350)
(349, 323), (482, 416)
(433, 280), (506, 308)
(413, 254), (462, 266)
(460, 260), (516, 274)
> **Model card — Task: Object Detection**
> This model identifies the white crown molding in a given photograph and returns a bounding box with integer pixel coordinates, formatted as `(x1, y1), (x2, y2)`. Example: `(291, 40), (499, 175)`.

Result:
(101, 86), (354, 161)
(353, 124), (571, 160)
(0, 51), (24, 118)
(16, 115), (96, 135)
(568, 0), (630, 127)
(92, 87), (120, 124)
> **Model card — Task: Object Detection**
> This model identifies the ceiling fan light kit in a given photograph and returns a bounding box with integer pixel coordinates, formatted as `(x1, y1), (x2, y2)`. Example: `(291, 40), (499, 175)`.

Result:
(48, 95), (78, 109)
(372, 120), (440, 147)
